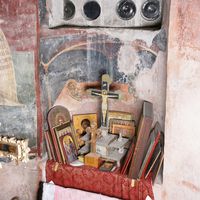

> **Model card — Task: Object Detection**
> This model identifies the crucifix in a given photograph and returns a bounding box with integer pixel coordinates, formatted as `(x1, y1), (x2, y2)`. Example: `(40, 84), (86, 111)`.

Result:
(91, 74), (119, 127)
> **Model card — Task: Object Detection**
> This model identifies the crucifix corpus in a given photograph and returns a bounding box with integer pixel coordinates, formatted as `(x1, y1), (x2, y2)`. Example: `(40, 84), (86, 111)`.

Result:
(91, 74), (119, 128)
(90, 74), (129, 162)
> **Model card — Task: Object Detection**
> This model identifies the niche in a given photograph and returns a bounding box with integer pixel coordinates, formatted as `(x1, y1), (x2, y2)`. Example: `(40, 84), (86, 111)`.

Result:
(40, 0), (169, 184)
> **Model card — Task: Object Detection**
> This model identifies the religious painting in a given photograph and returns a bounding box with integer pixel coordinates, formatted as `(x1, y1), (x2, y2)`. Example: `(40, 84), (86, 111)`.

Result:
(53, 121), (78, 163)
(39, 28), (167, 132)
(72, 113), (97, 148)
(47, 105), (71, 128)
(0, 142), (18, 157)
(0, 29), (19, 106)
(0, 29), (37, 146)
(39, 33), (122, 129)
(0, 136), (30, 162)
(59, 133), (78, 164)
(109, 119), (135, 139)
(99, 160), (117, 172)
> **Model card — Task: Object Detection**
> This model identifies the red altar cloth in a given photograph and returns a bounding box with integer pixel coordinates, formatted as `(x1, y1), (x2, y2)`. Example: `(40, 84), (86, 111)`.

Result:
(46, 160), (154, 200)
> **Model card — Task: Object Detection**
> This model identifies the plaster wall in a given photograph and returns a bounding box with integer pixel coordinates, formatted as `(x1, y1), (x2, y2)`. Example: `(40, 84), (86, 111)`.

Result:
(3, 1), (200, 200)
(154, 0), (200, 199)
(0, 159), (40, 200)
(0, 0), (40, 148)
(0, 0), (167, 199)
(0, 2), (41, 199)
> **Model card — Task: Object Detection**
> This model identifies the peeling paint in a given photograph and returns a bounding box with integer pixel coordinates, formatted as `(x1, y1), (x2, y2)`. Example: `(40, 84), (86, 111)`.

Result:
(137, 50), (157, 69)
(0, 0), (37, 51)
(152, 28), (167, 52)
(0, 52), (37, 146)
(39, 28), (167, 133)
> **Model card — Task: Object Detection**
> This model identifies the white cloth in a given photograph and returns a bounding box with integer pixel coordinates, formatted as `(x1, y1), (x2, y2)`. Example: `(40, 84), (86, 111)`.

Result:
(42, 182), (120, 200)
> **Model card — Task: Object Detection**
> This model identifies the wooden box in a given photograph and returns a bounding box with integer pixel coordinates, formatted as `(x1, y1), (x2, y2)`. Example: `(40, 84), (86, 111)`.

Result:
(84, 152), (101, 168)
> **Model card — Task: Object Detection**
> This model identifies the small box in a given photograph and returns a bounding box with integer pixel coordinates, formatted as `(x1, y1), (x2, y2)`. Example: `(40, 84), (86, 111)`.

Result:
(99, 160), (117, 172)
(96, 134), (117, 156)
(84, 153), (101, 168)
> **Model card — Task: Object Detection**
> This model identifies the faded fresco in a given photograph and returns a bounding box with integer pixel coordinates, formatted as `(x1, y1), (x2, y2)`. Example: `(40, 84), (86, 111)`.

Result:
(0, 29), (20, 106)
(40, 34), (121, 106)
(0, 29), (37, 146)
(40, 28), (167, 129)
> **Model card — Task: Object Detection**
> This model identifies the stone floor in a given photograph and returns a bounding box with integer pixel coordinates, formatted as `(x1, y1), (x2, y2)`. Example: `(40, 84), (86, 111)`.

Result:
(0, 158), (40, 200)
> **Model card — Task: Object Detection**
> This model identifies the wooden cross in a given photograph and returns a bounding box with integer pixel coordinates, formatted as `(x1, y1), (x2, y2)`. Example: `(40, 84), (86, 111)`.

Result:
(91, 74), (119, 127)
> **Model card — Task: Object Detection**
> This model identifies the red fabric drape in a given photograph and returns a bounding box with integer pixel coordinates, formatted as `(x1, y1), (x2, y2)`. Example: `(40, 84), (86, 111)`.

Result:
(46, 160), (154, 200)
